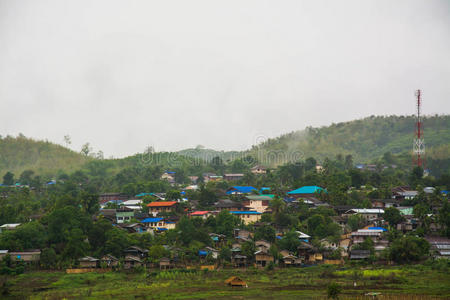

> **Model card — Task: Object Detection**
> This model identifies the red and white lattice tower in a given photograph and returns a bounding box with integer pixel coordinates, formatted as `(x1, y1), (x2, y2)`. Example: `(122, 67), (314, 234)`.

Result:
(413, 89), (425, 167)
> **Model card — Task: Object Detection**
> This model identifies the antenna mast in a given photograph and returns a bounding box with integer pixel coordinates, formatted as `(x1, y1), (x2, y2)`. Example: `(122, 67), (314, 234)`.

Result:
(413, 89), (425, 168)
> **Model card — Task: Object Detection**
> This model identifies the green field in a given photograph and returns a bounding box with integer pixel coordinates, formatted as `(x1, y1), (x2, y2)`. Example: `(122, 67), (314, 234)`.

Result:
(2, 265), (449, 299)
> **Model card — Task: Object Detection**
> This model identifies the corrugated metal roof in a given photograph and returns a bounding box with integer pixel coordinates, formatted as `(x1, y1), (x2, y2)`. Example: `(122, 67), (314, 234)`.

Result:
(147, 201), (177, 207)
(230, 211), (262, 215)
(226, 186), (257, 194)
(141, 217), (164, 223)
(287, 186), (325, 195)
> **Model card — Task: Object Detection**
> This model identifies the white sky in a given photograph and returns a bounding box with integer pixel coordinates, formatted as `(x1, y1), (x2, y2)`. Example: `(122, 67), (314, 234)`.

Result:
(1, 0), (449, 157)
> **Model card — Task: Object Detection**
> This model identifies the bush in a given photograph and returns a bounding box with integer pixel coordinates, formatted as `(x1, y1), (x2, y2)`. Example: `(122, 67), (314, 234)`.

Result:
(265, 261), (275, 271)
(327, 282), (342, 299)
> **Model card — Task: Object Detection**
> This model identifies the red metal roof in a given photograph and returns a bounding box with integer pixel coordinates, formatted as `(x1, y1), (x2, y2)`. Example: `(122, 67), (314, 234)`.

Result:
(147, 201), (177, 207)
(190, 211), (209, 216)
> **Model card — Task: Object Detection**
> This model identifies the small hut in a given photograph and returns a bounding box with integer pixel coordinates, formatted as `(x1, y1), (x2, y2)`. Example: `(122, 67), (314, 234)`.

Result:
(159, 257), (173, 270)
(225, 276), (247, 287)
(101, 254), (119, 267)
(79, 256), (99, 268)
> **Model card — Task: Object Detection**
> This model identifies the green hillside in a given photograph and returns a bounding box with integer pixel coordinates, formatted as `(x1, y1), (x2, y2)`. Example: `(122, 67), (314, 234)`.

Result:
(178, 146), (241, 163)
(0, 135), (90, 177)
(1, 115), (449, 179)
(248, 115), (450, 166)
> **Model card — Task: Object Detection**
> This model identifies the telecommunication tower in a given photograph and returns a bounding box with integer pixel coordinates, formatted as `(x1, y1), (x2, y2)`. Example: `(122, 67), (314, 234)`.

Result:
(413, 89), (425, 167)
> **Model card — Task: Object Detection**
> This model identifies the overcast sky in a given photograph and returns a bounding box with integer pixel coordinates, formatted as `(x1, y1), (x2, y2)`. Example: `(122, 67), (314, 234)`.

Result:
(1, 0), (449, 157)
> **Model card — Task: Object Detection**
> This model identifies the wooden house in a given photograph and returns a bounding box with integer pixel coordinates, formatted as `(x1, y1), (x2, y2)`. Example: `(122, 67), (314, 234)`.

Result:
(223, 174), (244, 181)
(214, 199), (248, 212)
(123, 246), (148, 259)
(147, 201), (177, 216)
(350, 250), (370, 260)
(254, 250), (274, 268)
(79, 256), (99, 268)
(123, 255), (144, 269)
(101, 254), (119, 267)
(159, 257), (173, 270)
(255, 240), (271, 252)
(281, 254), (302, 267)
(232, 254), (247, 268)
(351, 229), (383, 244)
(9, 250), (41, 263)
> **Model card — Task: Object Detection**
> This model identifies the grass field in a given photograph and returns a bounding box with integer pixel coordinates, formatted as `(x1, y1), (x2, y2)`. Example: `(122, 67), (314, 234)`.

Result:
(2, 265), (449, 299)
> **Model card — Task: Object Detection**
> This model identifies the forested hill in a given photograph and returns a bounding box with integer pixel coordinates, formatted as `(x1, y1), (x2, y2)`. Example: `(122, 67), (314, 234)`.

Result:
(1, 115), (449, 178)
(248, 115), (450, 166)
(0, 135), (89, 177)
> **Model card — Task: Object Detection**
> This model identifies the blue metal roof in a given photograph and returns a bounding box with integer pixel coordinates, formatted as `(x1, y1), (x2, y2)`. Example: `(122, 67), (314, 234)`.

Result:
(230, 211), (262, 215)
(136, 193), (154, 197)
(368, 227), (387, 232)
(226, 186), (257, 194)
(141, 217), (163, 223)
(198, 250), (208, 256)
(287, 186), (326, 195)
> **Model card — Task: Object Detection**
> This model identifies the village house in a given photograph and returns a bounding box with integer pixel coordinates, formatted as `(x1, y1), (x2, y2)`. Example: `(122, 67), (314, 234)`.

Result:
(99, 193), (128, 205)
(159, 257), (173, 270)
(226, 186), (257, 195)
(214, 199), (248, 211)
(204, 247), (220, 259)
(0, 250), (8, 260)
(0, 223), (21, 233)
(123, 255), (144, 269)
(296, 231), (311, 243)
(255, 250), (274, 268)
(119, 199), (143, 210)
(320, 238), (339, 250)
(99, 209), (117, 222)
(79, 256), (99, 268)
(255, 240), (271, 252)
(287, 186), (326, 198)
(141, 217), (176, 231)
(123, 246), (148, 259)
(350, 249), (371, 260)
(339, 237), (351, 258)
(161, 171), (176, 184)
(115, 208), (134, 224)
(397, 216), (416, 232)
(231, 254), (247, 268)
(425, 236), (450, 259)
(234, 228), (253, 239)
(8, 250), (41, 263)
(101, 254), (119, 267)
(392, 186), (418, 201)
(190, 211), (213, 219)
(281, 253), (302, 267)
(147, 201), (177, 216)
(251, 165), (267, 175)
(351, 229), (383, 244)
(345, 208), (384, 221)
(371, 199), (400, 209)
(119, 222), (146, 234)
(210, 233), (226, 247)
(243, 195), (271, 213)
(204, 174), (223, 183)
(230, 211), (262, 224)
(223, 173), (244, 181)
